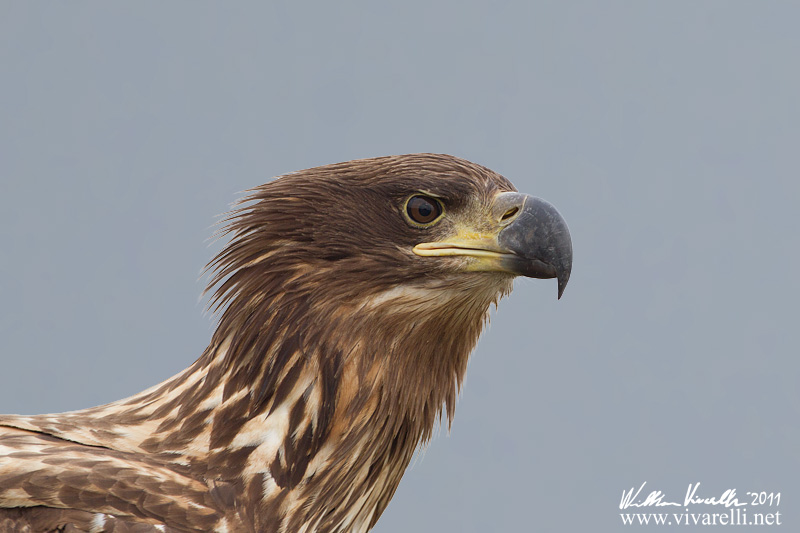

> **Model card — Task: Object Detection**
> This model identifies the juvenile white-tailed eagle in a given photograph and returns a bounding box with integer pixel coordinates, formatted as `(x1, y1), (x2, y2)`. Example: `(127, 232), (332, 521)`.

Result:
(0, 154), (572, 532)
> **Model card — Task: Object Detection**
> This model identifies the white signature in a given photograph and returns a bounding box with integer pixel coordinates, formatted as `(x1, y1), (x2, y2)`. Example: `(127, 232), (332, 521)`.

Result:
(620, 482), (747, 509)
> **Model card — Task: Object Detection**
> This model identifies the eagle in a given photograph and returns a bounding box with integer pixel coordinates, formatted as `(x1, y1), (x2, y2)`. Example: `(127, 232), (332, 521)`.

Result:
(0, 154), (572, 532)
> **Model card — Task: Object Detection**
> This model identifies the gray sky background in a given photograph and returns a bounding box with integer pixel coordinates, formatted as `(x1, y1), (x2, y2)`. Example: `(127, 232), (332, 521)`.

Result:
(1, 2), (798, 531)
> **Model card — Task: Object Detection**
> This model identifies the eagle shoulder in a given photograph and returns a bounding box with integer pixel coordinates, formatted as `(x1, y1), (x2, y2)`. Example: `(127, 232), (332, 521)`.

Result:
(0, 426), (226, 532)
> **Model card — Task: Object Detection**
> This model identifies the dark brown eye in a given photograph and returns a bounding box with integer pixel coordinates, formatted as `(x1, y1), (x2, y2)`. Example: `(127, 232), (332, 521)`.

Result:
(406, 195), (442, 225)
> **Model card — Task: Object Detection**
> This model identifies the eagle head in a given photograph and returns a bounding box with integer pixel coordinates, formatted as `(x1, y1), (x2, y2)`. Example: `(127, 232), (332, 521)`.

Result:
(209, 152), (571, 324)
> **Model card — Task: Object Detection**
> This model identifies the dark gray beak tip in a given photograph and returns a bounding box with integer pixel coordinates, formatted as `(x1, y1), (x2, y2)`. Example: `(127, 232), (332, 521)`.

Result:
(557, 270), (570, 300)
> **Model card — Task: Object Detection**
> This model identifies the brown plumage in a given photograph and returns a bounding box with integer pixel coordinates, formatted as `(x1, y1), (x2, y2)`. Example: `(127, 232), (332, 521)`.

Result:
(0, 154), (572, 532)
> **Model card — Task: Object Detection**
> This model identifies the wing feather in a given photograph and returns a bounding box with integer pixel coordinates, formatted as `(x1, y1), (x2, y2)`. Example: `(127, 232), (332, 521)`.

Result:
(0, 427), (222, 532)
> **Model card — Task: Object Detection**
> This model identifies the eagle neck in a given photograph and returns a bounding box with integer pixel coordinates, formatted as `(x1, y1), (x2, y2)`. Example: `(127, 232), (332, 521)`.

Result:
(98, 273), (511, 532)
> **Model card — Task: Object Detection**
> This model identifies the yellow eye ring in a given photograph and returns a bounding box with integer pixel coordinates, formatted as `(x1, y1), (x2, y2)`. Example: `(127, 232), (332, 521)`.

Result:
(403, 195), (444, 227)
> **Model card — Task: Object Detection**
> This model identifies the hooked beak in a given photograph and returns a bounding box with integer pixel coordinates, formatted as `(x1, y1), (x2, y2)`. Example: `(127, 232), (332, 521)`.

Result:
(413, 192), (573, 299)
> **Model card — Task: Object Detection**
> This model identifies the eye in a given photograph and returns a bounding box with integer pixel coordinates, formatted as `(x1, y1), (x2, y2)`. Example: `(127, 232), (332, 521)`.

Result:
(405, 195), (443, 225)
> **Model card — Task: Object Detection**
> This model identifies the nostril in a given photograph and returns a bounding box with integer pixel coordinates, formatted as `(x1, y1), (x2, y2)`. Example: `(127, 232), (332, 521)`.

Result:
(500, 207), (519, 222)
